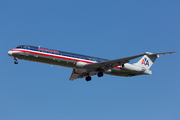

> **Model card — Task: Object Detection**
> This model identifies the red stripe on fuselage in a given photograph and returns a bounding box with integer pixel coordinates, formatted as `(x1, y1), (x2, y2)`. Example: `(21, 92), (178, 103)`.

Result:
(10, 49), (94, 63)
(10, 49), (121, 69)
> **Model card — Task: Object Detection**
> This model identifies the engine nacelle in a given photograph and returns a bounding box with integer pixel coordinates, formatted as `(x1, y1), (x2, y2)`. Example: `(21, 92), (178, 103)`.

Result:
(76, 62), (89, 67)
(122, 63), (145, 72)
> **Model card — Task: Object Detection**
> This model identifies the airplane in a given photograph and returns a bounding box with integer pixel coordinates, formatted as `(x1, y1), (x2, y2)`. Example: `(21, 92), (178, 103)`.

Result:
(8, 45), (175, 81)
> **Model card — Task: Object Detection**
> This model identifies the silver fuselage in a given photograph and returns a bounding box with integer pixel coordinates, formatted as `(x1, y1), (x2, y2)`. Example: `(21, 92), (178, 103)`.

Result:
(8, 45), (145, 78)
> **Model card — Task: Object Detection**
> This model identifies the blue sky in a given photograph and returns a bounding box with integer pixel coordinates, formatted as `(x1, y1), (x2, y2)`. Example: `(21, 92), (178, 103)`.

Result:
(1, 0), (179, 120)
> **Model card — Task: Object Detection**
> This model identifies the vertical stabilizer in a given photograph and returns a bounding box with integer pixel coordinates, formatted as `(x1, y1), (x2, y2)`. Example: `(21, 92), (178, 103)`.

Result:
(134, 52), (159, 70)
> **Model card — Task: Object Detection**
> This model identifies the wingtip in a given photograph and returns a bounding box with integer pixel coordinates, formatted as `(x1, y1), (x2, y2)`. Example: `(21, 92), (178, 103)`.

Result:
(170, 51), (177, 54)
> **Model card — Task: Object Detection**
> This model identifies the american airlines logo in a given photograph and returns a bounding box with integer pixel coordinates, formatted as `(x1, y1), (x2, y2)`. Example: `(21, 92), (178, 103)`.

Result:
(141, 58), (149, 66)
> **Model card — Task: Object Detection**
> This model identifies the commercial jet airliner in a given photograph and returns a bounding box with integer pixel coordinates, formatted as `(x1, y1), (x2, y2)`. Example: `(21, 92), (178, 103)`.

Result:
(8, 45), (175, 81)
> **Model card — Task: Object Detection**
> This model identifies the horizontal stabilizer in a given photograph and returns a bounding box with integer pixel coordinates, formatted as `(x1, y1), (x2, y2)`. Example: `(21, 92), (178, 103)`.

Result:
(134, 51), (176, 70)
(146, 52), (176, 56)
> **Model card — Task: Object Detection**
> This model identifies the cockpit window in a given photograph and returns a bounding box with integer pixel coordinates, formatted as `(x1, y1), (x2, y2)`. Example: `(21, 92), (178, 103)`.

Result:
(16, 46), (24, 49)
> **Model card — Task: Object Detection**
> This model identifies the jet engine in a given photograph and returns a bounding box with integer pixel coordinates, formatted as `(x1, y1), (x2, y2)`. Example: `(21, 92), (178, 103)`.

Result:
(122, 63), (145, 72)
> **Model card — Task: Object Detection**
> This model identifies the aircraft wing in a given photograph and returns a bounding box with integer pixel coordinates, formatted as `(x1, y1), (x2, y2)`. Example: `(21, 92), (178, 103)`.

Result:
(84, 53), (147, 71)
(69, 53), (148, 80)
(84, 52), (176, 70)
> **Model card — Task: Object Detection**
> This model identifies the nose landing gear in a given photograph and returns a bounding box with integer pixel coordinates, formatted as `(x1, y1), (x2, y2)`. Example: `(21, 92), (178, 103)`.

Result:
(14, 58), (18, 64)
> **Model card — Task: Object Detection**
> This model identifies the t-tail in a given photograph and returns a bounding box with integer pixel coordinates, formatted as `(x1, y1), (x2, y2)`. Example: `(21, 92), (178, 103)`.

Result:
(134, 52), (158, 70)
(133, 52), (176, 74)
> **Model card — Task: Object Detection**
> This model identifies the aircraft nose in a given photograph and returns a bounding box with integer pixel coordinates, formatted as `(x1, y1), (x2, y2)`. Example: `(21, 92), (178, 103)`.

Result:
(8, 50), (13, 56)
